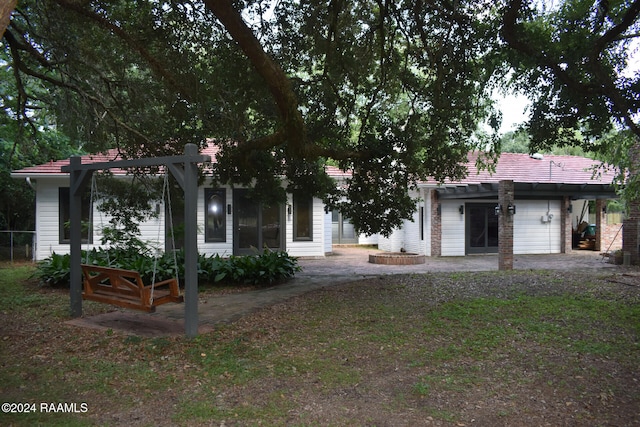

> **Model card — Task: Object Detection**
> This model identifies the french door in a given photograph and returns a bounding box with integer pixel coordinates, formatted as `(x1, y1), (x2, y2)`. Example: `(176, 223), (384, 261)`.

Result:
(233, 189), (284, 255)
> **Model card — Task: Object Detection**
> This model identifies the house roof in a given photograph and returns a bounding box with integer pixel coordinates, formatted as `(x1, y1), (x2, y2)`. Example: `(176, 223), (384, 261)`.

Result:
(11, 147), (617, 199)
(11, 150), (126, 178)
(436, 152), (617, 200)
(10, 145), (221, 178)
(456, 152), (613, 185)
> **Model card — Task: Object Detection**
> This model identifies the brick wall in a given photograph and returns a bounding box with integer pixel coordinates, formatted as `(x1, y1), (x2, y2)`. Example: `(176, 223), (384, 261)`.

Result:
(561, 196), (572, 253)
(498, 180), (514, 270)
(602, 222), (623, 252)
(430, 190), (441, 257)
(623, 143), (640, 264)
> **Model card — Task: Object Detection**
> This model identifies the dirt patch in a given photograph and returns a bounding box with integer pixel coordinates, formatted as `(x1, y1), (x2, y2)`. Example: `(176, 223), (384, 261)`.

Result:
(66, 312), (215, 337)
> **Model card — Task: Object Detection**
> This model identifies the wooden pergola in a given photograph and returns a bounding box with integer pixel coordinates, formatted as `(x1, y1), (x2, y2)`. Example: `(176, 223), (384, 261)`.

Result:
(62, 144), (210, 338)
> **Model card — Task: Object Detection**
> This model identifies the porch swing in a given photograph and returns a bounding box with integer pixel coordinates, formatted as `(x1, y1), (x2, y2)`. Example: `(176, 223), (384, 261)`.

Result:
(81, 172), (184, 313)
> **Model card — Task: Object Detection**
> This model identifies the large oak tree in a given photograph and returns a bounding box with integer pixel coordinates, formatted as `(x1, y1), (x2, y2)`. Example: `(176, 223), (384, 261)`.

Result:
(3, 1), (640, 235)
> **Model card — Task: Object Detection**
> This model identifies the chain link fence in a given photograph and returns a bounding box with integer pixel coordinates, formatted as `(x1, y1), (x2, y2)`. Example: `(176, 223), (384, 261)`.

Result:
(0, 231), (36, 262)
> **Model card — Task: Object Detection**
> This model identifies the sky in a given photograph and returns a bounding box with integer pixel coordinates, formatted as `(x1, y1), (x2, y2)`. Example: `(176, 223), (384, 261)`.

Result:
(498, 94), (530, 134)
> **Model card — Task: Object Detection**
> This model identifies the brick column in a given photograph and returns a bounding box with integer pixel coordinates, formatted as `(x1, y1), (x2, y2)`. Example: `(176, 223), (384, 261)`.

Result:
(430, 190), (441, 257)
(498, 180), (514, 270)
(594, 199), (606, 252)
(623, 143), (640, 264)
(561, 196), (572, 254)
(623, 217), (638, 264)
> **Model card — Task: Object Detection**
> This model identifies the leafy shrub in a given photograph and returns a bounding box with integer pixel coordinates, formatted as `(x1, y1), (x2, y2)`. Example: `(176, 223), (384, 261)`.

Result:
(35, 248), (301, 288)
(33, 252), (71, 287)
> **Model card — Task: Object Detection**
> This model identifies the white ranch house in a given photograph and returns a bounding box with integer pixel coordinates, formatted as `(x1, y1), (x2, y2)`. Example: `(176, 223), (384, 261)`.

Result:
(11, 147), (619, 261)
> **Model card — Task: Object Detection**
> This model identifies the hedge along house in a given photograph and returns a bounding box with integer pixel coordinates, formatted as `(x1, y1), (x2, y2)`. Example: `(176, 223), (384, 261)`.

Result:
(376, 152), (620, 263)
(11, 144), (333, 261)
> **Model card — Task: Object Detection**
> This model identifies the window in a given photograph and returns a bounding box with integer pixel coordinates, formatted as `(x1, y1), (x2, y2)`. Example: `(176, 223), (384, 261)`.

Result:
(205, 188), (226, 242)
(420, 206), (424, 241)
(59, 187), (92, 244)
(293, 194), (313, 241)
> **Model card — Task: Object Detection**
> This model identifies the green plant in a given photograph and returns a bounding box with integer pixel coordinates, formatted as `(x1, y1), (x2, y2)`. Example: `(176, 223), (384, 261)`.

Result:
(221, 250), (301, 286)
(33, 252), (72, 287)
(34, 248), (302, 288)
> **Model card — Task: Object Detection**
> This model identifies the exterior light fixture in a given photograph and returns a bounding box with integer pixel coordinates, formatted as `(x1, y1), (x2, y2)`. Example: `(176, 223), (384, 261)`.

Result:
(507, 203), (516, 215)
(459, 205), (464, 215)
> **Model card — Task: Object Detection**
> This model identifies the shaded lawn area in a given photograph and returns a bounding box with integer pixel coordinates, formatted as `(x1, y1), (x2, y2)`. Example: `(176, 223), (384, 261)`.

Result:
(1, 264), (639, 426)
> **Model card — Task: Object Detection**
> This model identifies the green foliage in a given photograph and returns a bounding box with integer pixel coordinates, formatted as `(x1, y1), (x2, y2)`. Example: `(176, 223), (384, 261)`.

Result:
(33, 252), (72, 288)
(0, 130), (81, 232)
(3, 0), (505, 237)
(93, 173), (165, 247)
(502, 0), (640, 159)
(7, 0), (640, 231)
(34, 248), (301, 288)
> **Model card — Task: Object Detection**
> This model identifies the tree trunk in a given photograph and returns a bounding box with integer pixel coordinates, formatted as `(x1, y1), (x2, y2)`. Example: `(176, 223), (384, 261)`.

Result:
(0, 0), (16, 38)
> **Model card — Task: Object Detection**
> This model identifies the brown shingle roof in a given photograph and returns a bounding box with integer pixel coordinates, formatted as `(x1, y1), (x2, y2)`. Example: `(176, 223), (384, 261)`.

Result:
(12, 147), (614, 186)
(457, 152), (614, 185)
(11, 145), (221, 177)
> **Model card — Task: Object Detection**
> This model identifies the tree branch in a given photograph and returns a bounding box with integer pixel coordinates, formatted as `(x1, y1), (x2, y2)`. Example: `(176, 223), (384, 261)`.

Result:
(52, 0), (195, 103)
(203, 0), (304, 149)
(503, 0), (640, 138)
(594, 0), (640, 54)
(0, 0), (15, 38)
(13, 57), (154, 145)
(502, 0), (599, 97)
(204, 0), (363, 162)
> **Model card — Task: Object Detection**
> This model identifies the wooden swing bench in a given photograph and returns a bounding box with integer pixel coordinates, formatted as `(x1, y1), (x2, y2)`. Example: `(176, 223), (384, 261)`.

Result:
(81, 264), (183, 312)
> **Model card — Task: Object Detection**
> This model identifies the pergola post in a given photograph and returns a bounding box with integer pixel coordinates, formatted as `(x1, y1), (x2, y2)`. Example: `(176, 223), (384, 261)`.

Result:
(182, 144), (199, 338)
(561, 196), (572, 254)
(69, 157), (92, 318)
(498, 180), (515, 270)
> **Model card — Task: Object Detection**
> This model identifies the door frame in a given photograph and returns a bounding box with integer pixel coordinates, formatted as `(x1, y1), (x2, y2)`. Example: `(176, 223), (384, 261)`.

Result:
(465, 203), (499, 254)
(232, 189), (285, 255)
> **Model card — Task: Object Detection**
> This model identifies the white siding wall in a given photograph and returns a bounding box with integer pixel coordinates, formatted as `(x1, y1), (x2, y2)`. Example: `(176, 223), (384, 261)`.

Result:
(324, 211), (333, 253)
(34, 180), (327, 260)
(357, 233), (379, 245)
(375, 193), (430, 254)
(441, 200), (466, 256)
(378, 228), (404, 252)
(513, 200), (562, 254)
(403, 200), (424, 255)
(434, 198), (563, 257)
(35, 178), (171, 260)
(286, 196), (327, 257)
(35, 179), (67, 260)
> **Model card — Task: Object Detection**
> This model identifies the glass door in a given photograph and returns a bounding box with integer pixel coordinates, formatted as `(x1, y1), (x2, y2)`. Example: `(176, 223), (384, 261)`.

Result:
(466, 204), (499, 254)
(233, 190), (283, 255)
(331, 210), (358, 244)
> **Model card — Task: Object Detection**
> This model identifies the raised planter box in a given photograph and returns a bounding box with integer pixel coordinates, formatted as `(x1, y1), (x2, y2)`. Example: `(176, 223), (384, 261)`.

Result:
(368, 252), (426, 265)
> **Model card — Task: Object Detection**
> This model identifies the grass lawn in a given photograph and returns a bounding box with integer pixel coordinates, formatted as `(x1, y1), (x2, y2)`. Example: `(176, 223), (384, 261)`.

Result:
(0, 264), (639, 426)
